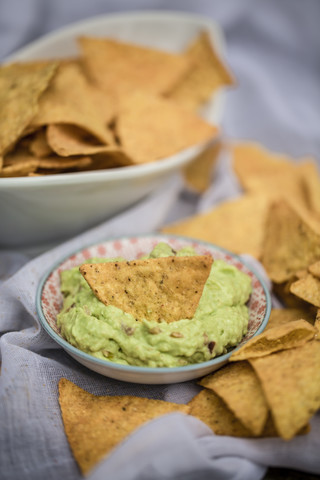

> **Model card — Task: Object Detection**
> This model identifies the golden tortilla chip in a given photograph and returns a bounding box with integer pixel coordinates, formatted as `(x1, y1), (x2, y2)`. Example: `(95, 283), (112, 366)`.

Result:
(0, 61), (57, 155)
(37, 156), (93, 171)
(28, 128), (52, 157)
(80, 255), (213, 323)
(183, 141), (221, 193)
(290, 274), (320, 308)
(231, 142), (312, 211)
(309, 260), (320, 279)
(249, 340), (320, 440)
(168, 31), (234, 110)
(229, 319), (316, 361)
(162, 193), (271, 259)
(315, 309), (320, 335)
(188, 389), (252, 437)
(78, 36), (192, 98)
(261, 199), (320, 283)
(297, 160), (320, 216)
(265, 307), (315, 331)
(116, 90), (217, 164)
(58, 378), (189, 475)
(199, 362), (268, 435)
(0, 158), (38, 177)
(46, 124), (131, 165)
(30, 62), (114, 145)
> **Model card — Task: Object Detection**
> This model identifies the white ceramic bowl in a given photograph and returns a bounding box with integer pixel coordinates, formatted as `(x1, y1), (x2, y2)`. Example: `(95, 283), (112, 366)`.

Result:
(36, 234), (271, 384)
(0, 11), (230, 250)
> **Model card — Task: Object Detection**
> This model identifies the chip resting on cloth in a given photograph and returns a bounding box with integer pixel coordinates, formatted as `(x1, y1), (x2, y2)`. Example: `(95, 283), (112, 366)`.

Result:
(80, 255), (213, 323)
(58, 378), (189, 475)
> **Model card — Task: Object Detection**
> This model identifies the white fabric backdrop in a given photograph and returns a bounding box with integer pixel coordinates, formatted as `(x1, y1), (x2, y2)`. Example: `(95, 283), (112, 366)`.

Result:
(1, 1), (320, 479)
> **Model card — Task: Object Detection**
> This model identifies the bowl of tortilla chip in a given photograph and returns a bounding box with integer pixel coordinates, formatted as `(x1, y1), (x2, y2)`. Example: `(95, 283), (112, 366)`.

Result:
(0, 11), (234, 250)
(36, 234), (271, 384)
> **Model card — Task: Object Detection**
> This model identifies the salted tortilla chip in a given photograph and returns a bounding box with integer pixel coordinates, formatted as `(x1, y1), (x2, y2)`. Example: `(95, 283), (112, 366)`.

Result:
(297, 160), (320, 216)
(29, 128), (53, 157)
(58, 378), (189, 475)
(309, 260), (320, 279)
(229, 319), (316, 361)
(0, 61), (58, 155)
(315, 309), (320, 335)
(199, 362), (268, 435)
(261, 199), (320, 283)
(188, 389), (252, 437)
(80, 255), (213, 323)
(162, 193), (271, 259)
(78, 36), (192, 98)
(46, 124), (125, 160)
(0, 158), (38, 177)
(168, 31), (234, 110)
(290, 274), (320, 308)
(249, 340), (320, 440)
(231, 142), (311, 211)
(116, 90), (217, 164)
(265, 308), (315, 331)
(30, 62), (114, 145)
(183, 141), (221, 193)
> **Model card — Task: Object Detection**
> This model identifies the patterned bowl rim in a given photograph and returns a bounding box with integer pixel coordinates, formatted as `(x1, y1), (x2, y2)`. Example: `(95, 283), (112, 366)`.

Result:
(36, 234), (272, 375)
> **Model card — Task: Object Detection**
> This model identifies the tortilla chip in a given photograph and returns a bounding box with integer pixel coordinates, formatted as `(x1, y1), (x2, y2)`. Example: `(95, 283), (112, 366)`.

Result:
(168, 31), (234, 110)
(265, 308), (315, 331)
(261, 199), (320, 283)
(78, 36), (192, 98)
(0, 61), (58, 155)
(229, 319), (316, 361)
(308, 260), (320, 279)
(290, 274), (320, 308)
(46, 124), (129, 162)
(188, 389), (252, 437)
(249, 340), (320, 440)
(0, 158), (39, 177)
(80, 255), (213, 323)
(30, 62), (114, 145)
(183, 141), (221, 193)
(116, 90), (217, 164)
(315, 309), (320, 335)
(231, 142), (311, 211)
(162, 193), (270, 259)
(58, 378), (189, 475)
(297, 160), (320, 216)
(199, 361), (268, 435)
(28, 128), (53, 157)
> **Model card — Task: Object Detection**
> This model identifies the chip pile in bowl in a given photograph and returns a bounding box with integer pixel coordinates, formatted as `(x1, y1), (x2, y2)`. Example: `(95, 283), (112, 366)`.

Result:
(0, 31), (234, 177)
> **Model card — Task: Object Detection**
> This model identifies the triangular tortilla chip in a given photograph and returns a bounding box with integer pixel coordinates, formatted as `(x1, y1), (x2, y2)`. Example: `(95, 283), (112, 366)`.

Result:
(46, 124), (134, 167)
(231, 142), (312, 211)
(261, 199), (320, 283)
(80, 255), (213, 323)
(0, 61), (57, 155)
(162, 193), (271, 259)
(78, 36), (192, 98)
(249, 340), (320, 440)
(116, 90), (217, 164)
(199, 361), (268, 436)
(229, 319), (316, 361)
(265, 307), (315, 331)
(183, 141), (221, 193)
(30, 62), (114, 145)
(308, 260), (320, 279)
(58, 378), (189, 474)
(168, 31), (234, 110)
(290, 274), (320, 308)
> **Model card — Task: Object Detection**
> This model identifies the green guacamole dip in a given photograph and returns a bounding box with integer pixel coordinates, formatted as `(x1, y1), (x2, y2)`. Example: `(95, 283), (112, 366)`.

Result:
(57, 243), (252, 367)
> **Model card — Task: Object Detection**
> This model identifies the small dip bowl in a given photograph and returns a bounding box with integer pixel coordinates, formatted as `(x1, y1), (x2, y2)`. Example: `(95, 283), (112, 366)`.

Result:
(36, 234), (271, 384)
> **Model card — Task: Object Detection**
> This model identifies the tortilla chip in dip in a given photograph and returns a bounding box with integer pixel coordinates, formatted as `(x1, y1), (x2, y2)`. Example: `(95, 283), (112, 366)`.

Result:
(80, 255), (213, 323)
